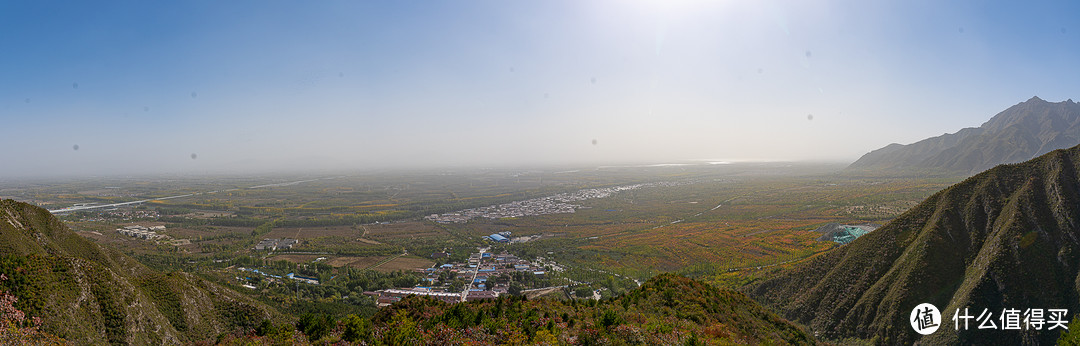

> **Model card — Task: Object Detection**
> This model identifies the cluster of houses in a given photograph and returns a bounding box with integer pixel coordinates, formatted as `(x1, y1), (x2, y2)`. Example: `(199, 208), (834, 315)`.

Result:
(237, 267), (320, 286)
(72, 208), (160, 222)
(116, 225), (166, 240)
(365, 251), (549, 307)
(424, 183), (671, 224)
(424, 197), (577, 223)
(255, 238), (299, 251)
(460, 252), (547, 290)
(364, 288), (464, 305)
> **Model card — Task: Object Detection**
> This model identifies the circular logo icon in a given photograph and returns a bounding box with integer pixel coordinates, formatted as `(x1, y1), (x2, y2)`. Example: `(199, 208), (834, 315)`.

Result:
(910, 303), (941, 335)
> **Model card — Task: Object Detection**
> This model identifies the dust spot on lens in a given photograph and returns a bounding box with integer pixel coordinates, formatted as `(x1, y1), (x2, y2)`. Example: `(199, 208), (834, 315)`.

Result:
(339, 72), (344, 77)
(509, 67), (515, 72)
(191, 92), (198, 99)
(544, 93), (549, 98)
(191, 153), (198, 160)
(591, 77), (596, 84)
(73, 144), (79, 151)
(24, 98), (30, 103)
(72, 82), (79, 89)
(591, 139), (597, 145)
(805, 50), (811, 58)
(757, 68), (763, 74)
(807, 114), (814, 121)
(958, 27), (965, 33)
(1063, 28), (1068, 34)
(144, 106), (150, 112)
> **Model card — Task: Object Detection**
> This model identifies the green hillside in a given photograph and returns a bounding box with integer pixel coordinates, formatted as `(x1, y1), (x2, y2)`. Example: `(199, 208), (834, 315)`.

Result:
(0, 199), (282, 344)
(751, 144), (1080, 344)
(218, 273), (816, 345)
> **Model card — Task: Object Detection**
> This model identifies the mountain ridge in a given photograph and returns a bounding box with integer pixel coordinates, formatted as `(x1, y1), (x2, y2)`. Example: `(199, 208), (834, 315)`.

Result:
(751, 143), (1080, 344)
(849, 97), (1080, 174)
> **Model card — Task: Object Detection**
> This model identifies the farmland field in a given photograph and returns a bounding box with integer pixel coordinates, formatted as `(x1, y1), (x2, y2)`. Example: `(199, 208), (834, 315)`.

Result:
(434, 172), (958, 281)
(325, 256), (387, 268)
(370, 256), (435, 272)
(3, 163), (962, 302)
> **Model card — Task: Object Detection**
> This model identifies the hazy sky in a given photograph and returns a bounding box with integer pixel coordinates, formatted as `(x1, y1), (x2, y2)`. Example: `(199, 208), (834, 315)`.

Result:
(3, 0), (1080, 177)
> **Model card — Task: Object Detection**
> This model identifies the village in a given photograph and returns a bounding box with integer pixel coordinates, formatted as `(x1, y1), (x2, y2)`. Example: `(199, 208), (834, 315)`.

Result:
(364, 247), (568, 306)
(424, 182), (680, 223)
(116, 224), (167, 240)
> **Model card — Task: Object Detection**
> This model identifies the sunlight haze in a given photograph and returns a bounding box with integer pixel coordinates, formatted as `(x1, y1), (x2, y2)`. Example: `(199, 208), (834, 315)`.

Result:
(3, 0), (1079, 177)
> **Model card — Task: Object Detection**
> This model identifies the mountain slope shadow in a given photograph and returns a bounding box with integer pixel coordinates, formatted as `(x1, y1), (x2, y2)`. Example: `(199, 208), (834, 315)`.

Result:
(752, 144), (1080, 344)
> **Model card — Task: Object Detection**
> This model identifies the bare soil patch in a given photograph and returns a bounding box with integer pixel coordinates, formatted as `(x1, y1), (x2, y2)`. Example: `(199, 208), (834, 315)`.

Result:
(370, 256), (434, 273)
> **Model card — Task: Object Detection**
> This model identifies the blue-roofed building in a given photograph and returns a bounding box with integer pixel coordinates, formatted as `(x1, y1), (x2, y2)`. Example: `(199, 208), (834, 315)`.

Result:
(832, 225), (877, 244)
(488, 234), (509, 243)
(286, 273), (320, 285)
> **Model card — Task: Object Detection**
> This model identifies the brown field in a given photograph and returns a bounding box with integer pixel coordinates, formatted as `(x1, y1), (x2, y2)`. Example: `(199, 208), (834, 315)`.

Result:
(271, 254), (325, 263)
(369, 256), (435, 273)
(264, 225), (362, 239)
(186, 211), (236, 219)
(267, 255), (425, 271)
(524, 286), (567, 300)
(329, 256), (388, 268)
(363, 222), (448, 240)
(163, 226), (253, 239)
(278, 255), (433, 271)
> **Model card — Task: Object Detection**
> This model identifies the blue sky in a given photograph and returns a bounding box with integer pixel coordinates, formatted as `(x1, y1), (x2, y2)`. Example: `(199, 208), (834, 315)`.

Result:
(2, 0), (1079, 176)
